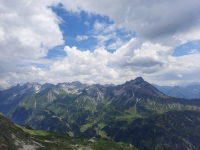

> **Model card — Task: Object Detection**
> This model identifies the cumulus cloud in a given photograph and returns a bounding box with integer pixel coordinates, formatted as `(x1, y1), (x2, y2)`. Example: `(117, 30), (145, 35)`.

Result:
(52, 0), (200, 85)
(109, 38), (173, 68)
(48, 39), (200, 85)
(50, 46), (119, 83)
(0, 0), (64, 72)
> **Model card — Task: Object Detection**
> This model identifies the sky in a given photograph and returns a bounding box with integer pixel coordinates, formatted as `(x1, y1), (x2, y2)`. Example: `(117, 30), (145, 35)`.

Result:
(0, 0), (200, 87)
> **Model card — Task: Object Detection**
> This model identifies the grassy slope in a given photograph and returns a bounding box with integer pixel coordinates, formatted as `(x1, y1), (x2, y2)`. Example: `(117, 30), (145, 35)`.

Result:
(11, 90), (200, 134)
(0, 113), (137, 150)
(22, 127), (137, 150)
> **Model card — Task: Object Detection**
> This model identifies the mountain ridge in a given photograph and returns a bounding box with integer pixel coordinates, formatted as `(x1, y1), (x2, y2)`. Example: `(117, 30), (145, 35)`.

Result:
(1, 77), (200, 149)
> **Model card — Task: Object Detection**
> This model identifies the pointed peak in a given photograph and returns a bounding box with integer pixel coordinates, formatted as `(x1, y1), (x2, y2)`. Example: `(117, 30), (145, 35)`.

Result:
(134, 77), (144, 82)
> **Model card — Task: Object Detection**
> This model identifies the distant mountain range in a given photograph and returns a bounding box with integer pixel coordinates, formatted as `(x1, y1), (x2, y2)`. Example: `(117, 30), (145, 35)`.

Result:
(2, 80), (200, 99)
(153, 83), (200, 99)
(1, 77), (200, 149)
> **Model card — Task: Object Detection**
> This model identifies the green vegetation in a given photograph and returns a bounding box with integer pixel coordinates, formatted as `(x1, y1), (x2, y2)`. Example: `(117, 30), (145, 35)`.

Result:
(2, 78), (200, 149)
(0, 113), (137, 150)
(5, 89), (200, 149)
(102, 110), (200, 150)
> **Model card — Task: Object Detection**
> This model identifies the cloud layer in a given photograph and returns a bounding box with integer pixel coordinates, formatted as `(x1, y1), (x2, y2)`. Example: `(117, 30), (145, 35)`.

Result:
(50, 39), (200, 86)
(0, 0), (200, 86)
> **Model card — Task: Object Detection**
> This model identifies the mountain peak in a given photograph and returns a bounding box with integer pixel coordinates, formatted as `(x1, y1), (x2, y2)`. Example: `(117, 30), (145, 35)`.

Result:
(134, 77), (144, 82)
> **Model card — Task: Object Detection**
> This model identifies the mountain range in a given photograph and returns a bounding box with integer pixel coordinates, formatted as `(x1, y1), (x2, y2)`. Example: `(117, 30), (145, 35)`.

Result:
(153, 83), (200, 99)
(1, 77), (200, 150)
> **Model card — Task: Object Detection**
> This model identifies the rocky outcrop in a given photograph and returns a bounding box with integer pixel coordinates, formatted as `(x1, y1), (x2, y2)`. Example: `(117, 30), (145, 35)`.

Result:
(0, 114), (31, 150)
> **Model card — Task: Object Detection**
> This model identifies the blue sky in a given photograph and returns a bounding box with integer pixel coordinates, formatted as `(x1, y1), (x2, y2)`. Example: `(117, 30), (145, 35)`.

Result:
(173, 41), (200, 56)
(47, 4), (136, 59)
(0, 0), (200, 87)
(49, 4), (200, 58)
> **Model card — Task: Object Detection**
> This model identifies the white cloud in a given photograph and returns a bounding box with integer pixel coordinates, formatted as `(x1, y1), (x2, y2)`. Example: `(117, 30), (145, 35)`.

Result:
(108, 38), (123, 49)
(92, 20), (127, 49)
(1, 37), (200, 86)
(173, 26), (200, 44)
(50, 46), (119, 83)
(59, 0), (200, 45)
(93, 33), (117, 48)
(1, 0), (200, 87)
(76, 35), (89, 41)
(53, 0), (200, 85)
(48, 39), (200, 86)
(93, 20), (106, 34)
(109, 38), (173, 68)
(0, 0), (64, 74)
